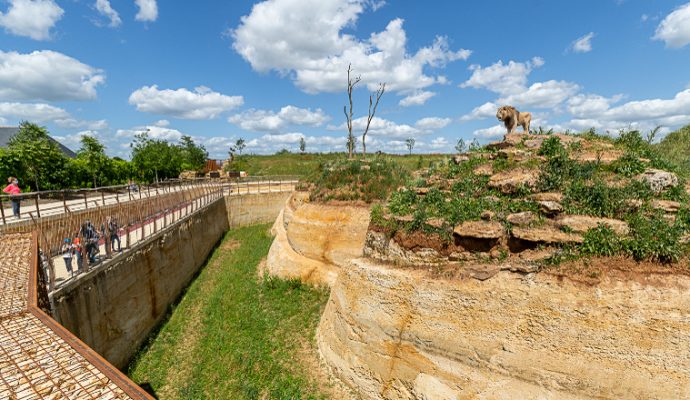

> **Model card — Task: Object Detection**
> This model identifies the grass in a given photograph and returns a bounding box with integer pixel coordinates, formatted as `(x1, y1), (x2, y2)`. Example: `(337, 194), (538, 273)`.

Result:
(127, 224), (330, 399)
(372, 127), (690, 265)
(239, 151), (449, 177)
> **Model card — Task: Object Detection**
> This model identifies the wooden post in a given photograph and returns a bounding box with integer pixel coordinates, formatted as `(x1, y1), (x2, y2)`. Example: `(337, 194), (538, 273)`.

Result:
(62, 191), (68, 214)
(34, 195), (41, 219)
(0, 196), (6, 225)
(83, 192), (88, 209)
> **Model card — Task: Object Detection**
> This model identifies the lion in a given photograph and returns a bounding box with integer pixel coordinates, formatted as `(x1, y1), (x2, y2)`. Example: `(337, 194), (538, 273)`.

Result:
(496, 105), (531, 134)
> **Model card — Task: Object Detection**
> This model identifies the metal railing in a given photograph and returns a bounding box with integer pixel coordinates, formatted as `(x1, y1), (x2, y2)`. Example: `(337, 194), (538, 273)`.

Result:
(0, 176), (299, 292)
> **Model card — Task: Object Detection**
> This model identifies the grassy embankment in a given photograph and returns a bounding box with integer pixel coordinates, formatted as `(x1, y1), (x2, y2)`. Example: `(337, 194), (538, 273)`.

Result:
(128, 224), (331, 399)
(242, 151), (449, 176)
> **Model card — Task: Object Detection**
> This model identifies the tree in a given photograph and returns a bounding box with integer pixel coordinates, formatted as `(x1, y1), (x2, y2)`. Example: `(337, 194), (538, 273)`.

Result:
(77, 135), (111, 188)
(131, 131), (183, 183)
(8, 121), (68, 191)
(343, 64), (361, 159)
(180, 135), (208, 172)
(405, 138), (415, 155)
(346, 135), (358, 154)
(455, 138), (466, 154)
(362, 82), (386, 158)
(469, 138), (481, 151)
(235, 138), (246, 155)
(299, 137), (306, 154)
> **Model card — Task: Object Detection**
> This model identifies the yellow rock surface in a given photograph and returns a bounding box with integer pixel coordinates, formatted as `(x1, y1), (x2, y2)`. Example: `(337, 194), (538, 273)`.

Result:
(317, 258), (690, 399)
(266, 193), (371, 286)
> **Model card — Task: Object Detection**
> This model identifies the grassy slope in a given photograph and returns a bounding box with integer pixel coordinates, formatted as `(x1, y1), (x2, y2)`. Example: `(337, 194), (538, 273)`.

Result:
(128, 224), (330, 399)
(243, 152), (450, 176)
(655, 124), (690, 176)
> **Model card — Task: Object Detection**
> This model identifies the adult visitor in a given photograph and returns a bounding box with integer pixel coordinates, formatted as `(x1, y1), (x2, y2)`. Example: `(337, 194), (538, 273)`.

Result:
(2, 177), (21, 218)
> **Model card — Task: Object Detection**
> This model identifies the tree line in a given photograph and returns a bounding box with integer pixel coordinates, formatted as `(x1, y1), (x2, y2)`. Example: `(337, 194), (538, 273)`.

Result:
(0, 122), (208, 192)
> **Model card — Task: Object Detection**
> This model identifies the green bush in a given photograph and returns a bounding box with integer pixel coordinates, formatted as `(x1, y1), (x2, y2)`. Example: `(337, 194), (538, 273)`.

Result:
(625, 212), (683, 263)
(581, 225), (623, 257)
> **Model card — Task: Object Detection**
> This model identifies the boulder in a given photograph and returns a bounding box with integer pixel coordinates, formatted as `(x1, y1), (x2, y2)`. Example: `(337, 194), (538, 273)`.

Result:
(473, 163), (493, 176)
(651, 200), (681, 213)
(498, 148), (532, 161)
(416, 187), (430, 195)
(453, 220), (504, 239)
(480, 210), (495, 221)
(425, 218), (445, 228)
(538, 201), (563, 215)
(637, 169), (678, 194)
(571, 150), (623, 164)
(511, 226), (583, 244)
(531, 192), (563, 202)
(506, 211), (536, 226)
(523, 138), (544, 149)
(488, 169), (538, 194)
(452, 154), (470, 164)
(556, 215), (629, 236)
(504, 133), (531, 145)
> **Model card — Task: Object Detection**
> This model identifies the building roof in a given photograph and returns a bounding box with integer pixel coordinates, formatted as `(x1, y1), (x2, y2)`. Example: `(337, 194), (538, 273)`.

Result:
(0, 126), (77, 158)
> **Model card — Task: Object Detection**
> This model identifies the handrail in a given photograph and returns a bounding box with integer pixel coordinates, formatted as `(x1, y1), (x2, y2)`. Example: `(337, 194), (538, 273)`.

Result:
(28, 233), (155, 399)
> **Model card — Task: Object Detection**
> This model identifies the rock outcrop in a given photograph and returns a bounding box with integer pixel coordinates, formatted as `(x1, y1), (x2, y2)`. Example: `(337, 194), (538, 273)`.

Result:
(317, 258), (690, 400)
(266, 193), (371, 287)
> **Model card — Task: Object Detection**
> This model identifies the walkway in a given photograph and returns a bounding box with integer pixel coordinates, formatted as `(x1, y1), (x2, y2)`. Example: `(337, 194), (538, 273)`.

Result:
(0, 232), (152, 399)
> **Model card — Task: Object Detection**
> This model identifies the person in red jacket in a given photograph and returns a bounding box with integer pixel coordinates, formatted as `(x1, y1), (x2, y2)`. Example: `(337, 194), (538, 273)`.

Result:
(2, 177), (21, 218)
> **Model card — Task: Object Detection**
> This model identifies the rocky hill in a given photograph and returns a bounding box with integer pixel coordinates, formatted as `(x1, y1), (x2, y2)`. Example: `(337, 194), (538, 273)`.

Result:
(367, 130), (690, 278)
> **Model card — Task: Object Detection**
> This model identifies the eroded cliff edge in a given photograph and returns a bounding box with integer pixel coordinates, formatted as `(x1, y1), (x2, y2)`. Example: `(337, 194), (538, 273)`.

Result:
(316, 257), (690, 399)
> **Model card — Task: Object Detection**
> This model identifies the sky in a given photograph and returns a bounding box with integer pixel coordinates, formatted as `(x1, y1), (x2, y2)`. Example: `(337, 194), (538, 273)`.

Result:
(1, 0), (689, 158)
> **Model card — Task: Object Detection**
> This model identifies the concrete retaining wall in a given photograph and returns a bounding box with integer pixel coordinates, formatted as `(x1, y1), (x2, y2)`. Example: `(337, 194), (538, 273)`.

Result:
(50, 197), (230, 369)
(226, 191), (291, 227)
(49, 191), (290, 369)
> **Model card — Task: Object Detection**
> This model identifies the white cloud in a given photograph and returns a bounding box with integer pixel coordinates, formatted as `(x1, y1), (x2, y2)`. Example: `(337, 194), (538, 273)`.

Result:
(601, 89), (690, 122)
(473, 125), (505, 139)
(461, 101), (497, 121)
(0, 0), (63, 40)
(244, 133), (345, 153)
(461, 57), (543, 96)
(116, 124), (185, 142)
(399, 90), (436, 107)
(95, 0), (121, 27)
(134, 0), (158, 22)
(415, 117), (451, 130)
(228, 105), (330, 132)
(231, 0), (470, 94)
(653, 3), (690, 48)
(154, 119), (169, 127)
(0, 50), (105, 102)
(571, 32), (595, 53)
(498, 80), (580, 109)
(0, 102), (107, 130)
(0, 102), (68, 121)
(328, 116), (428, 138)
(566, 94), (624, 118)
(128, 85), (244, 119)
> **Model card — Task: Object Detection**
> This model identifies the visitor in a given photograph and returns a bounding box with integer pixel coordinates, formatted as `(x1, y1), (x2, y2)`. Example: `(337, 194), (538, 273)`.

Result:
(81, 220), (99, 264)
(2, 177), (21, 218)
(108, 216), (121, 252)
(61, 238), (75, 276)
(73, 237), (83, 273)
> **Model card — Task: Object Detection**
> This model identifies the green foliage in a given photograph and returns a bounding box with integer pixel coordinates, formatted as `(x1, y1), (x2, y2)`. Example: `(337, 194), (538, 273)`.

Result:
(307, 157), (407, 203)
(625, 212), (683, 263)
(77, 135), (112, 188)
(455, 138), (466, 153)
(7, 121), (69, 191)
(564, 179), (629, 218)
(131, 132), (184, 182)
(581, 225), (623, 257)
(179, 135), (208, 172)
(655, 124), (690, 175)
(611, 152), (646, 177)
(128, 224), (329, 399)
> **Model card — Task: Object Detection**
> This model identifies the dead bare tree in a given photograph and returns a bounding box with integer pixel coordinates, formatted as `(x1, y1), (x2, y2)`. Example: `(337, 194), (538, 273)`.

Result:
(343, 64), (361, 159)
(362, 82), (386, 158)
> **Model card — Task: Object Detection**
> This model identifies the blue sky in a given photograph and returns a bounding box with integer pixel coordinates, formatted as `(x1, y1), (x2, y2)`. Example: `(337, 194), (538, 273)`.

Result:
(1, 0), (689, 158)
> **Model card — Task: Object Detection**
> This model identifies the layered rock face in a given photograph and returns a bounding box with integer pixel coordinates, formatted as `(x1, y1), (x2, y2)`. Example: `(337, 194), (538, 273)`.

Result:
(266, 193), (370, 286)
(317, 259), (690, 399)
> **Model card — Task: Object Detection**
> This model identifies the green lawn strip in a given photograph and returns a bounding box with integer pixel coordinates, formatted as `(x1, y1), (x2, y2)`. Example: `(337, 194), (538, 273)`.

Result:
(128, 224), (330, 399)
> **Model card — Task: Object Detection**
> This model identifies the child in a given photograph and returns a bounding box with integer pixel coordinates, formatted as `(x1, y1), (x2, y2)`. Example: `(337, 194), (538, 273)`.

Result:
(61, 238), (74, 276)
